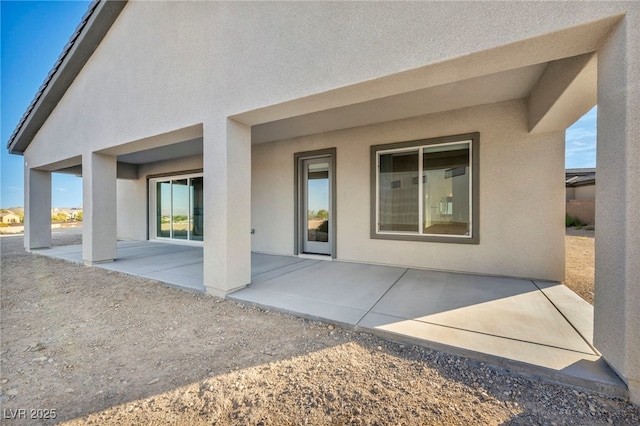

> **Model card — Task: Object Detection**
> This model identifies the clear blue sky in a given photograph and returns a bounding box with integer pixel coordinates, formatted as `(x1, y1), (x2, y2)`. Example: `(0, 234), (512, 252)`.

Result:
(1, 0), (89, 208)
(1, 1), (597, 209)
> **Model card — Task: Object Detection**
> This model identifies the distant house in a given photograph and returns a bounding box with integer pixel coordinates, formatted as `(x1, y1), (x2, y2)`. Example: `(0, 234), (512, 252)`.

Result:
(0, 211), (21, 224)
(566, 168), (595, 225)
(51, 208), (70, 221)
(51, 207), (83, 221)
(61, 208), (83, 220)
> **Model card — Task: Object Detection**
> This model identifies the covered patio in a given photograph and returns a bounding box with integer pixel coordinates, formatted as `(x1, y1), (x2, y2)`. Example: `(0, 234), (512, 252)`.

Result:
(34, 240), (626, 398)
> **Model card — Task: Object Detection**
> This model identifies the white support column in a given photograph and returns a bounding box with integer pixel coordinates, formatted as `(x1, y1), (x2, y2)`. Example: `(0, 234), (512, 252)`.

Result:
(82, 152), (117, 265)
(202, 118), (251, 297)
(24, 167), (52, 250)
(594, 15), (640, 404)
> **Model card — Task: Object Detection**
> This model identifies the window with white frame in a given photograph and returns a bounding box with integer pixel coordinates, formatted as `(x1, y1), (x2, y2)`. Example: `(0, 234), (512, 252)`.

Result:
(149, 172), (203, 242)
(371, 133), (479, 244)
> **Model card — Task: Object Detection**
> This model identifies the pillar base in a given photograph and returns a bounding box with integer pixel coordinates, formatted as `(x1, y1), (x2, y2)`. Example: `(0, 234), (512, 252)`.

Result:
(205, 284), (247, 299)
(84, 259), (115, 266)
(629, 379), (640, 405)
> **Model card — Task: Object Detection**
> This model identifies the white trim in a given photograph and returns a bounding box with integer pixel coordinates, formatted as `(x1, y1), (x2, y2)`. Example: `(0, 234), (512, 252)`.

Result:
(149, 172), (204, 244)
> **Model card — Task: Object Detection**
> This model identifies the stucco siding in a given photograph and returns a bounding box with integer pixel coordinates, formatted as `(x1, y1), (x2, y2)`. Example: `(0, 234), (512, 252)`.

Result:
(22, 1), (632, 171)
(575, 185), (596, 200)
(116, 155), (203, 241)
(252, 100), (565, 281)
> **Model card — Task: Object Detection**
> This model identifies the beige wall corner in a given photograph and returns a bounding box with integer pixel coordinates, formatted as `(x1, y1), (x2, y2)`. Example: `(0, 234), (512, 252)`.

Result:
(593, 15), (640, 405)
(527, 52), (597, 133)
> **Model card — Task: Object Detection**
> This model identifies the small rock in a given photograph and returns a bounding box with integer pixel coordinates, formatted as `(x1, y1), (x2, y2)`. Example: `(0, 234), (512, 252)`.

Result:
(328, 325), (334, 330)
(1, 379), (8, 384)
(6, 389), (19, 396)
(29, 342), (46, 352)
(32, 357), (47, 362)
(65, 388), (75, 393)
(148, 377), (160, 385)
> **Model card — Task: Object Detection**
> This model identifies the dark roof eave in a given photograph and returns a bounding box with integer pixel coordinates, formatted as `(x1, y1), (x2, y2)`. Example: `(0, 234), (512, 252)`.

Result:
(6, 0), (127, 155)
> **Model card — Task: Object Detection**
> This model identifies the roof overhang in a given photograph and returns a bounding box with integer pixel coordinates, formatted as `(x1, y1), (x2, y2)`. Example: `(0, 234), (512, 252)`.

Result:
(6, 0), (127, 155)
(231, 15), (620, 144)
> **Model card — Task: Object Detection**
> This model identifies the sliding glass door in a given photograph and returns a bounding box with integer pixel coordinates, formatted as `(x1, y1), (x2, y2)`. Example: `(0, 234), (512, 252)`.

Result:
(151, 173), (203, 242)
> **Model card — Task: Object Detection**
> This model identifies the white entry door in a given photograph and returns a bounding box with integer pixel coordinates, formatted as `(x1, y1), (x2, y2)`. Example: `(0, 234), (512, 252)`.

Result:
(302, 158), (331, 255)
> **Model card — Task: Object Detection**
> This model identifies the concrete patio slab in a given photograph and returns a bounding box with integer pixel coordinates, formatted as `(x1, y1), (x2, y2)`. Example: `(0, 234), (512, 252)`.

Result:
(251, 253), (309, 276)
(34, 244), (84, 263)
(368, 269), (594, 354)
(358, 311), (624, 396)
(231, 256), (627, 398)
(240, 260), (406, 312)
(33, 243), (627, 398)
(229, 286), (371, 325)
(34, 241), (204, 291)
(535, 281), (595, 346)
(144, 263), (204, 292)
(233, 259), (407, 325)
(97, 249), (201, 275)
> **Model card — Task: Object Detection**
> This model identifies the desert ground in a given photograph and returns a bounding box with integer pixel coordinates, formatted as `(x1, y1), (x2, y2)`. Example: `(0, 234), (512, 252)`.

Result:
(564, 228), (595, 304)
(1, 228), (638, 425)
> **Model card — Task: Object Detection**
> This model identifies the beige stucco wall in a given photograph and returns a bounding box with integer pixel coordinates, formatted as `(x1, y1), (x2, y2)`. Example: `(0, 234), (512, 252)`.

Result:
(565, 187), (575, 202)
(21, 1), (636, 170)
(566, 184), (596, 202)
(595, 11), (640, 402)
(252, 100), (565, 281)
(574, 184), (596, 200)
(116, 155), (203, 241)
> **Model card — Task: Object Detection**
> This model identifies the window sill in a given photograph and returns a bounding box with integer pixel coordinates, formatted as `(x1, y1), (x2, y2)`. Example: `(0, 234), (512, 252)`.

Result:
(371, 232), (479, 244)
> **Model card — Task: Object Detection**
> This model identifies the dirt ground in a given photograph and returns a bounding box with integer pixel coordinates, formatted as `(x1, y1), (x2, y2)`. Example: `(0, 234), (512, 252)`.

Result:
(1, 230), (638, 425)
(564, 228), (595, 304)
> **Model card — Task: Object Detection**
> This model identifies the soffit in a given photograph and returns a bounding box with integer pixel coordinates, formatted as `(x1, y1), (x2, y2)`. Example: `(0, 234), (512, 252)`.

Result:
(251, 63), (548, 144)
(116, 137), (203, 164)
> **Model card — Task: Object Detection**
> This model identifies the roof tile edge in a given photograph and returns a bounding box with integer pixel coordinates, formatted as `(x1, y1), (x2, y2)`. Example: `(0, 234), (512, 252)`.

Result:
(6, 0), (128, 155)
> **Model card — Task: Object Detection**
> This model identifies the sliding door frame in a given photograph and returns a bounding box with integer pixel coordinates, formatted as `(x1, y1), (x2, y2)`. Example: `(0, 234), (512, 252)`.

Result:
(148, 171), (204, 245)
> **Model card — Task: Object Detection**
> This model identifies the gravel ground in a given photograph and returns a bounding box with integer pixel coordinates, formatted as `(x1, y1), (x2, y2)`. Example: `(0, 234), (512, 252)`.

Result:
(564, 228), (595, 304)
(1, 229), (638, 425)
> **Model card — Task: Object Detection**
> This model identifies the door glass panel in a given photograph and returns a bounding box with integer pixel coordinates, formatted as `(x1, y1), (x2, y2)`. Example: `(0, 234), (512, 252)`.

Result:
(172, 179), (189, 240)
(307, 162), (329, 243)
(157, 181), (171, 238)
(190, 177), (204, 241)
